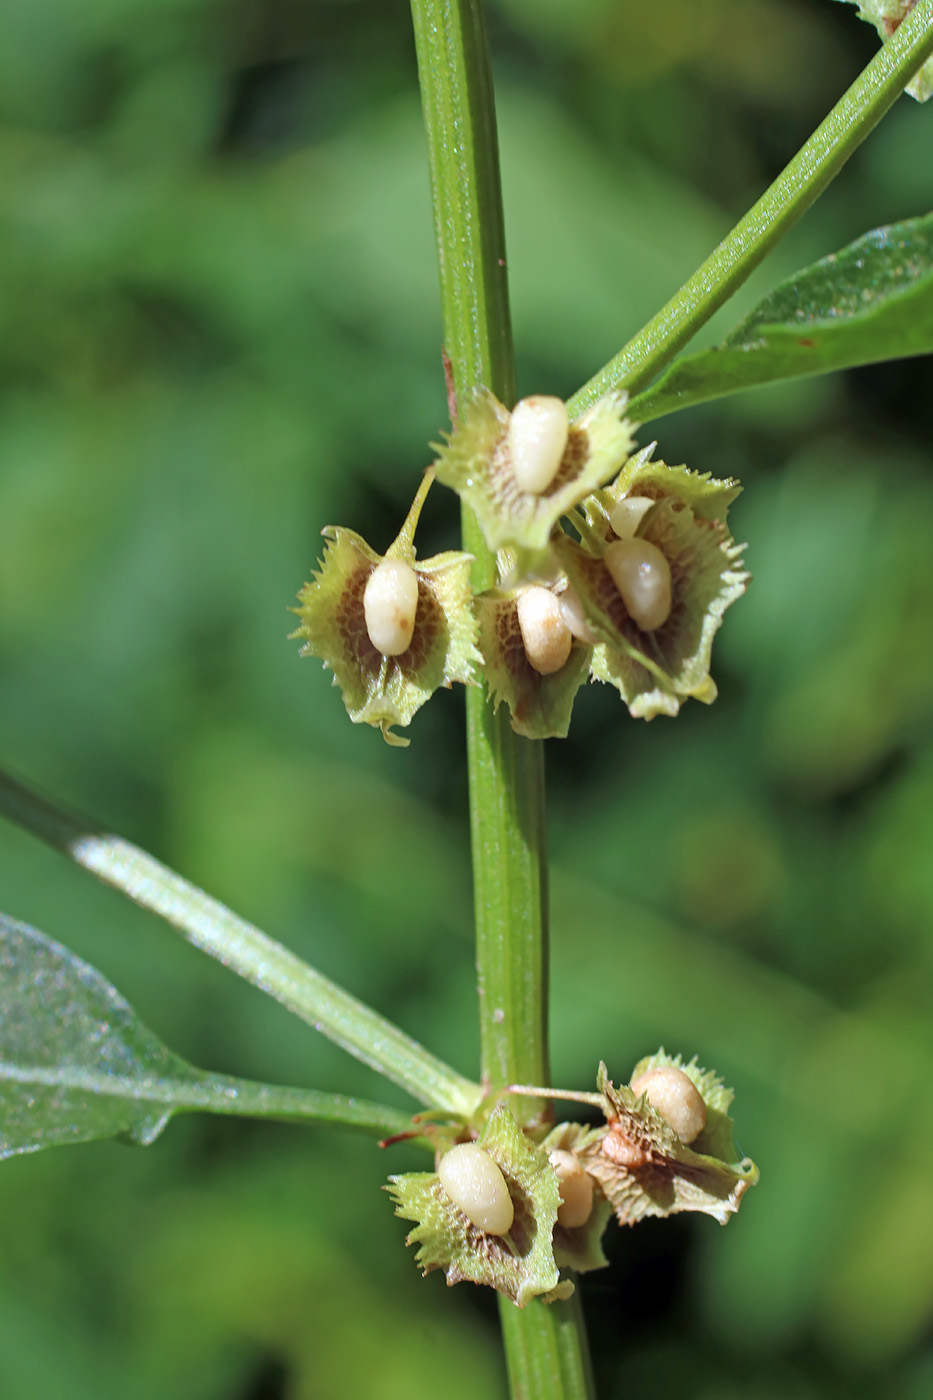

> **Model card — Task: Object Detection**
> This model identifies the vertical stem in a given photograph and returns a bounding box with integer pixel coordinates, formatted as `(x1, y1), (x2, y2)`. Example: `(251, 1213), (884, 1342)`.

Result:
(409, 0), (549, 1111)
(410, 1), (593, 1394)
(499, 1289), (596, 1400)
(411, 0), (514, 408)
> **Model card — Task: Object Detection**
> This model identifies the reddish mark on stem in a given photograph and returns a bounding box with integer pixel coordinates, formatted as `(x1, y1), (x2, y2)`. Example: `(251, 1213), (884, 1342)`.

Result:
(442, 347), (458, 426)
(379, 1128), (425, 1149)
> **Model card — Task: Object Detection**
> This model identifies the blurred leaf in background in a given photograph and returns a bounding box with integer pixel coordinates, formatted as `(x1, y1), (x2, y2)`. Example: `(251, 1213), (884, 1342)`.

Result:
(1, 0), (931, 1397)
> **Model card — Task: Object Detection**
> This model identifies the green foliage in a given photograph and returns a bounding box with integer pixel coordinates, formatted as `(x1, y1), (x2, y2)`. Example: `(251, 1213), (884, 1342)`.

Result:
(631, 213), (933, 421)
(0, 912), (416, 1157)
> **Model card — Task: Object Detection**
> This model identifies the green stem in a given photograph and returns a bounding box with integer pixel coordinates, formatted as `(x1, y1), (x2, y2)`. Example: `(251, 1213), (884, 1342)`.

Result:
(173, 1074), (424, 1141)
(568, 0), (933, 415)
(410, 0), (550, 1113)
(0, 768), (481, 1117)
(410, 0), (514, 407)
(499, 1290), (596, 1400)
(411, 1), (590, 1394)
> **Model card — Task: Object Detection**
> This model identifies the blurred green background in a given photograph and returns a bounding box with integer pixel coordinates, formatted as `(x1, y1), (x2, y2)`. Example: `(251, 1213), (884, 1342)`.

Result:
(1, 0), (932, 1396)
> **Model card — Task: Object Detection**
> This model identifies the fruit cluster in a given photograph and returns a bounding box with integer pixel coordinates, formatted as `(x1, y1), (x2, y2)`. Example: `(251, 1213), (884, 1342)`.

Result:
(293, 390), (747, 743)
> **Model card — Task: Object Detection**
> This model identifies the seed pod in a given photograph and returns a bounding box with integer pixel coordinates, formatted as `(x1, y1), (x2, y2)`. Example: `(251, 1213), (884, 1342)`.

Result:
(558, 586), (600, 645)
(604, 537), (672, 632)
(517, 586), (573, 675)
(548, 1149), (594, 1229)
(630, 1066), (707, 1144)
(608, 495), (655, 540)
(508, 395), (570, 494)
(363, 558), (420, 656)
(438, 1143), (515, 1235)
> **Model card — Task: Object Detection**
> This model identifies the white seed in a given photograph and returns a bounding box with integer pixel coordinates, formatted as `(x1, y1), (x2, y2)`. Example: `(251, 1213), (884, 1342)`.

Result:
(362, 559), (419, 656)
(549, 1149), (594, 1229)
(630, 1066), (707, 1144)
(558, 586), (600, 645)
(603, 538), (672, 632)
(516, 586), (573, 675)
(508, 395), (570, 494)
(608, 495), (655, 540)
(437, 1143), (514, 1235)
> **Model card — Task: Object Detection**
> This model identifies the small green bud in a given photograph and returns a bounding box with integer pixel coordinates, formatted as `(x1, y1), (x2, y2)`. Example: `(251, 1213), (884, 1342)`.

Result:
(291, 472), (481, 746)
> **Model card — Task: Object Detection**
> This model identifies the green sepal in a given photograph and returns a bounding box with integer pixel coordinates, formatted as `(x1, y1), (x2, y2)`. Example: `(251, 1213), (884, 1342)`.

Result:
(587, 445), (743, 527)
(540, 1122), (614, 1275)
(387, 1103), (572, 1307)
(291, 474), (481, 746)
(555, 450), (748, 719)
(839, 1), (933, 101)
(475, 589), (592, 739)
(577, 1061), (759, 1228)
(433, 388), (636, 561)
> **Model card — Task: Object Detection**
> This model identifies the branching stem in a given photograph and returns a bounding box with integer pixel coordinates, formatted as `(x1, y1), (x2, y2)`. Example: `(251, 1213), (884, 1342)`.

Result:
(569, 0), (933, 415)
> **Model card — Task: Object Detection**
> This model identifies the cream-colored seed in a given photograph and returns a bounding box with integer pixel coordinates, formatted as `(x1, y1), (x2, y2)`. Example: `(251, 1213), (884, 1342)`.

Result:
(437, 1143), (514, 1235)
(604, 538), (672, 632)
(630, 1066), (707, 1144)
(608, 495), (655, 540)
(362, 559), (420, 656)
(558, 587), (600, 645)
(508, 395), (570, 494)
(517, 586), (573, 675)
(549, 1149), (594, 1229)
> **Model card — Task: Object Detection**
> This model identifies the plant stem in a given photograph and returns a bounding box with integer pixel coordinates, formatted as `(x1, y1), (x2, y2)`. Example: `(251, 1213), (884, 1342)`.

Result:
(411, 1), (594, 1394)
(410, 0), (549, 1112)
(499, 1289), (596, 1400)
(410, 0), (514, 407)
(568, 0), (933, 415)
(167, 1074), (422, 1141)
(0, 767), (482, 1117)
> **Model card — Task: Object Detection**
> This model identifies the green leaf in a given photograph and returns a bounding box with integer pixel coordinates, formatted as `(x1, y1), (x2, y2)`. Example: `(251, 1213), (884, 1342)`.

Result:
(629, 215), (933, 423)
(0, 912), (418, 1158)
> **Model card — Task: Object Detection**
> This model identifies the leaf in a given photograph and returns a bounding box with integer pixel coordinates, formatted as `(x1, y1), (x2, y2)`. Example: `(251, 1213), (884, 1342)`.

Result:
(0, 912), (415, 1158)
(630, 215), (933, 423)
